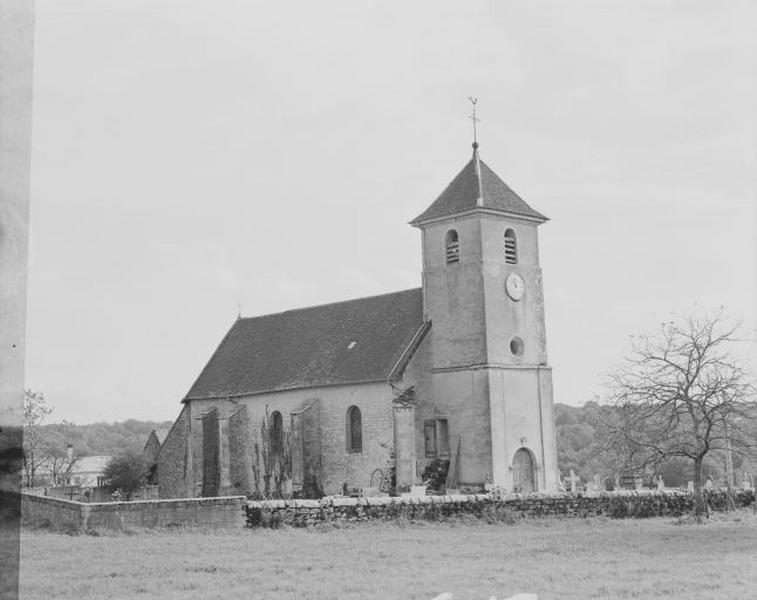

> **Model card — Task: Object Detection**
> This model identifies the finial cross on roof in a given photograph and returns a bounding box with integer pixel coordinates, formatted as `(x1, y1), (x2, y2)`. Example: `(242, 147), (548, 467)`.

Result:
(468, 96), (480, 145)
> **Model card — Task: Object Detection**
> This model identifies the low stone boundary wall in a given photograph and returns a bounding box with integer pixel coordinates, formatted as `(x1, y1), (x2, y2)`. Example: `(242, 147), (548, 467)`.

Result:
(22, 493), (246, 532)
(22, 489), (755, 532)
(22, 493), (85, 531)
(245, 489), (755, 528)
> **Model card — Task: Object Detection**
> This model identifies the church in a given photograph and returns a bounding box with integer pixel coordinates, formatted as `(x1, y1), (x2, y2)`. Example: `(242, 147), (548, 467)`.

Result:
(156, 140), (560, 499)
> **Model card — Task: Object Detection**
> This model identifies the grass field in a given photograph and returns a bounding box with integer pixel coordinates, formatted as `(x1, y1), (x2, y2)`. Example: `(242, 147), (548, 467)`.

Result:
(19, 512), (757, 600)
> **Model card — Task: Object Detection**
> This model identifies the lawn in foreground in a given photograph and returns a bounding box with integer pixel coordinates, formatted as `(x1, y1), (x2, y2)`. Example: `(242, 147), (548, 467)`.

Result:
(20, 513), (757, 600)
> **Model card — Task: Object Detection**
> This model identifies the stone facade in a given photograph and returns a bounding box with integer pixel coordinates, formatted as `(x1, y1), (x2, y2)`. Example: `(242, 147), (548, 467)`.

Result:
(158, 382), (396, 498)
(22, 492), (246, 532)
(157, 144), (560, 499)
(156, 406), (191, 499)
(245, 490), (757, 528)
(143, 433), (161, 485)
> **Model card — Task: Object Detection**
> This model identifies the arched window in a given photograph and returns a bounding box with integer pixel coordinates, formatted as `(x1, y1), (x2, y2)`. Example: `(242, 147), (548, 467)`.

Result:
(445, 230), (460, 264)
(504, 229), (517, 264)
(346, 406), (362, 452)
(270, 411), (284, 456)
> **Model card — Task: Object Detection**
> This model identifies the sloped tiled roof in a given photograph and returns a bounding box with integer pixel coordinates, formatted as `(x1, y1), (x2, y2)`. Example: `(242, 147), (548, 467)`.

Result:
(184, 288), (426, 401)
(153, 428), (170, 445)
(412, 146), (547, 224)
(72, 455), (111, 475)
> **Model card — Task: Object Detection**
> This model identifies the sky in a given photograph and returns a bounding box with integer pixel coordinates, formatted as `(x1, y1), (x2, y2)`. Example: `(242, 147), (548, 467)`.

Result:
(26, 0), (756, 424)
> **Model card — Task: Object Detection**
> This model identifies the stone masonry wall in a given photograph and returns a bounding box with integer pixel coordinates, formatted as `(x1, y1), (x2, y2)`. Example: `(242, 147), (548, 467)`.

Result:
(317, 384), (394, 495)
(23, 489), (754, 533)
(398, 332), (433, 486)
(21, 493), (84, 531)
(156, 406), (189, 499)
(177, 383), (395, 498)
(22, 493), (246, 532)
(291, 401), (322, 497)
(228, 405), (253, 496)
(143, 434), (161, 467)
(201, 408), (220, 497)
(245, 489), (756, 528)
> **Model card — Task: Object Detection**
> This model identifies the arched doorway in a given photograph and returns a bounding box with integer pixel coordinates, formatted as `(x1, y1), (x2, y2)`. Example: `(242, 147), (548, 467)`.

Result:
(512, 448), (536, 493)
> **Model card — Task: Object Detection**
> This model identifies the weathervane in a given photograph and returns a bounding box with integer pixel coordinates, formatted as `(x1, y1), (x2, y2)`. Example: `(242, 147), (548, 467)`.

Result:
(468, 96), (480, 146)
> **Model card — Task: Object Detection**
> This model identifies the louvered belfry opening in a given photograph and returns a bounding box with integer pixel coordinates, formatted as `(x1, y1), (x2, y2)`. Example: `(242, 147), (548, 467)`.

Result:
(445, 229), (460, 264)
(504, 228), (517, 264)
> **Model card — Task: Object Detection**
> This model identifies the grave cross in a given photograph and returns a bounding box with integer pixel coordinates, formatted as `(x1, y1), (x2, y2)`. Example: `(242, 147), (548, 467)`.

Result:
(566, 469), (581, 494)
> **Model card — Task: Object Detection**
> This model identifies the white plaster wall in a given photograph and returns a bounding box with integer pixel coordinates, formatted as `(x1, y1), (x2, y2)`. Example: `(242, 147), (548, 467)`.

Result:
(422, 216), (487, 368)
(480, 215), (548, 366)
(428, 369), (493, 486)
(492, 367), (559, 492)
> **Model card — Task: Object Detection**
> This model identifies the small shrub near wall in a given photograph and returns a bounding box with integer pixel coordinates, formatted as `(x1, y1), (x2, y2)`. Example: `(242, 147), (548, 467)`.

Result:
(244, 489), (755, 528)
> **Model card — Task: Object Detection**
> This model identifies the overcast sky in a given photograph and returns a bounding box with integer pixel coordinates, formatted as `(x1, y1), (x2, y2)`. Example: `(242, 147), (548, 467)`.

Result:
(27, 0), (756, 424)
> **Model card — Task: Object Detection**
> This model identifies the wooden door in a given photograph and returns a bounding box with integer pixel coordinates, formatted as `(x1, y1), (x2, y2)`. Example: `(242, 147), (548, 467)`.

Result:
(512, 448), (536, 493)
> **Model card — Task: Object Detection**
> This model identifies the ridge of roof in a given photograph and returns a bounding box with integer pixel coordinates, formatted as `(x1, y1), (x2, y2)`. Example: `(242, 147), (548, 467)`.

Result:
(153, 428), (170, 445)
(411, 147), (548, 225)
(237, 287), (422, 322)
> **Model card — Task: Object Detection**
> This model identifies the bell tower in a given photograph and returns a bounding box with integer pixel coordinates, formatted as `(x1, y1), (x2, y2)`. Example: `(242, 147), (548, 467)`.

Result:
(411, 139), (559, 493)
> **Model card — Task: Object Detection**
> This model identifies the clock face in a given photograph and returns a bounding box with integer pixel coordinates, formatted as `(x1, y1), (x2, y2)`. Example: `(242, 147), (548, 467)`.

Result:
(505, 272), (525, 301)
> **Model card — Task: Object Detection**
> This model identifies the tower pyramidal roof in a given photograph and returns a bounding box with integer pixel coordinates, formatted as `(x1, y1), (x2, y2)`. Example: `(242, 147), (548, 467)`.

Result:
(411, 143), (548, 225)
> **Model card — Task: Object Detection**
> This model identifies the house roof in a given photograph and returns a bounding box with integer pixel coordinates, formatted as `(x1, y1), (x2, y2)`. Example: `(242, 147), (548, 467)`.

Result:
(36, 454), (112, 476)
(153, 428), (170, 445)
(144, 428), (170, 451)
(72, 455), (111, 475)
(184, 288), (426, 401)
(411, 145), (547, 225)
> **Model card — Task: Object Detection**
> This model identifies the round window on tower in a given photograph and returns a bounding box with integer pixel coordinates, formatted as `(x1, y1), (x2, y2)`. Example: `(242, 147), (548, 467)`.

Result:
(510, 337), (524, 357)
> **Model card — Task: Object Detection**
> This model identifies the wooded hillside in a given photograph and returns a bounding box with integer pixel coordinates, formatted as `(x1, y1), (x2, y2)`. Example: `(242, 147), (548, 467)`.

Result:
(555, 402), (757, 487)
(37, 419), (173, 457)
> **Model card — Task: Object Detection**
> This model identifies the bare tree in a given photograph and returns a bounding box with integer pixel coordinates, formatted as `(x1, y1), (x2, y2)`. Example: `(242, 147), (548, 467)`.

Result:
(22, 389), (53, 487)
(22, 391), (82, 487)
(45, 422), (82, 485)
(608, 310), (755, 521)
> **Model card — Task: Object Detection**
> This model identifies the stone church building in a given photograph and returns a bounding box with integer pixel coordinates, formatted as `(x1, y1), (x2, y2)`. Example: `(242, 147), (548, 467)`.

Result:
(157, 142), (560, 499)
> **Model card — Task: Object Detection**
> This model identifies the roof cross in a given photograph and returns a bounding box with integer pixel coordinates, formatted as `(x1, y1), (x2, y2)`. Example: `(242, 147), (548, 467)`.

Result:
(468, 96), (480, 146)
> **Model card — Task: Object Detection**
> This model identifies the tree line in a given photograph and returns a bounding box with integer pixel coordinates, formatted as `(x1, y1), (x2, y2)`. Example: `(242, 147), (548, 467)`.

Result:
(22, 389), (171, 487)
(555, 401), (756, 488)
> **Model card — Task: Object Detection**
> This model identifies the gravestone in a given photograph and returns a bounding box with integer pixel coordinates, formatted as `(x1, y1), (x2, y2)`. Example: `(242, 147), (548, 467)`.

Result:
(687, 481), (694, 491)
(566, 469), (580, 494)
(619, 475), (636, 490)
(656, 475), (665, 490)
